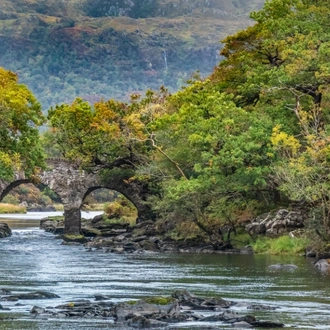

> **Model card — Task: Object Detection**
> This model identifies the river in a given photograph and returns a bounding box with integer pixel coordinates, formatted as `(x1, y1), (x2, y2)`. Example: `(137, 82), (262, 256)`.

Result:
(0, 213), (330, 329)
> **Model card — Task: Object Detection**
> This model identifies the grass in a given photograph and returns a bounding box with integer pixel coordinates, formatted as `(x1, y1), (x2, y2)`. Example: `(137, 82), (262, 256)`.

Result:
(54, 204), (64, 211)
(104, 216), (136, 226)
(252, 235), (310, 255)
(82, 203), (104, 211)
(0, 203), (26, 214)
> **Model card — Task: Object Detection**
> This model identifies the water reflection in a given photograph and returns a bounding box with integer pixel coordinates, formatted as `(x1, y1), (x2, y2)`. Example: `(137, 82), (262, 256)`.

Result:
(0, 219), (40, 229)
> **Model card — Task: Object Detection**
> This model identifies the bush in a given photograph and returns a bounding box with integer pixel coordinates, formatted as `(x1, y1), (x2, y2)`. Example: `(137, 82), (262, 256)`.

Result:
(0, 203), (26, 214)
(103, 196), (137, 225)
(2, 194), (19, 205)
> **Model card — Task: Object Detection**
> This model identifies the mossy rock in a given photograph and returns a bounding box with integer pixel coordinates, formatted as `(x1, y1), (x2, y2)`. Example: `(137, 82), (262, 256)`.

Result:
(81, 226), (102, 237)
(62, 234), (88, 244)
(126, 296), (175, 306)
(144, 296), (176, 305)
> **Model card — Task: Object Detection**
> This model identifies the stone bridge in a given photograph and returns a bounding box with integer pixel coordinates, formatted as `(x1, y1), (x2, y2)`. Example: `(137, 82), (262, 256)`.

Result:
(0, 159), (151, 234)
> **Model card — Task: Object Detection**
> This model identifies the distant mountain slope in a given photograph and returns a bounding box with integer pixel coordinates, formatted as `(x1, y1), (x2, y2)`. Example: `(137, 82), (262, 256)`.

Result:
(0, 0), (265, 109)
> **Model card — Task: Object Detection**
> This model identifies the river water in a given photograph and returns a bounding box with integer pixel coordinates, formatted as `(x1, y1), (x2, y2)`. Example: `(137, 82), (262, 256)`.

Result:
(0, 213), (330, 329)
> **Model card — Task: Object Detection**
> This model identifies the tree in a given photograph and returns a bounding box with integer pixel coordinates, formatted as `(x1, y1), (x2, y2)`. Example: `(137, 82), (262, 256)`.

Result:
(0, 68), (45, 180)
(211, 0), (330, 131)
(140, 80), (275, 248)
(46, 95), (160, 171)
(220, 0), (330, 248)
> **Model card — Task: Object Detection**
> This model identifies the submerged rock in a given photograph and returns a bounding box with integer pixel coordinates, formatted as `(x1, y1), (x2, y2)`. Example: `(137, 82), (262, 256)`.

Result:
(267, 264), (298, 271)
(2, 291), (60, 300)
(247, 304), (277, 311)
(315, 259), (330, 270)
(250, 320), (284, 328)
(0, 223), (11, 238)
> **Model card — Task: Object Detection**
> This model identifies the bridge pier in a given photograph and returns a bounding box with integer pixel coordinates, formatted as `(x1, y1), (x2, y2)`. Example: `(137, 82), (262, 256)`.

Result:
(63, 207), (81, 235)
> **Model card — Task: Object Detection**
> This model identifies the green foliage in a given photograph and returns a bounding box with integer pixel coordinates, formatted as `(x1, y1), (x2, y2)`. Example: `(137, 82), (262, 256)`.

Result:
(0, 68), (45, 179)
(2, 194), (19, 205)
(47, 98), (150, 170)
(0, 203), (26, 214)
(103, 195), (137, 225)
(4, 184), (58, 207)
(143, 79), (276, 246)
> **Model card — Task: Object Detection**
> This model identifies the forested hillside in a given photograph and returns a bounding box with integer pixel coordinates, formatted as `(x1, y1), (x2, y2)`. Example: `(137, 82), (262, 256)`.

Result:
(0, 0), (264, 109)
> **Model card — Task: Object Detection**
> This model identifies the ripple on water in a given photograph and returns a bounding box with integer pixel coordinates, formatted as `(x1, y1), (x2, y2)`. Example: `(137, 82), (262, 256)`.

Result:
(0, 227), (329, 329)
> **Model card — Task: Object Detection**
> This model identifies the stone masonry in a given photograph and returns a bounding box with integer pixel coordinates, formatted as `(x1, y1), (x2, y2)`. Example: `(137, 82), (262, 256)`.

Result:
(0, 159), (150, 234)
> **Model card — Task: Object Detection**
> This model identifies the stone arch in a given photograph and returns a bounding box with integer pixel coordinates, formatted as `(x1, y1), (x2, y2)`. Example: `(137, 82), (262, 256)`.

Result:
(0, 179), (63, 209)
(83, 185), (145, 220)
(0, 179), (31, 201)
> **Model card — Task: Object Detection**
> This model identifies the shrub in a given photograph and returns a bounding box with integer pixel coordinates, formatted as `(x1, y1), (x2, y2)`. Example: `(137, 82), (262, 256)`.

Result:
(0, 203), (26, 214)
(252, 235), (310, 255)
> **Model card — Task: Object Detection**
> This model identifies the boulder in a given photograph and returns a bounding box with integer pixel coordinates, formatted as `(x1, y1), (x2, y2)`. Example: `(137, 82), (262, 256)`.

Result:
(172, 289), (233, 309)
(31, 306), (46, 314)
(315, 259), (330, 270)
(115, 298), (178, 322)
(80, 226), (101, 237)
(247, 304), (277, 311)
(0, 223), (11, 238)
(250, 320), (284, 328)
(233, 321), (253, 328)
(91, 214), (103, 224)
(40, 218), (64, 234)
(18, 291), (284, 328)
(246, 208), (306, 237)
(62, 234), (88, 244)
(126, 315), (168, 328)
(3, 291), (60, 300)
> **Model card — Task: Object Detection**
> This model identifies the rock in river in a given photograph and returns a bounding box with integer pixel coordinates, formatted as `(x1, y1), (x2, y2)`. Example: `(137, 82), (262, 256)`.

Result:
(26, 290), (284, 329)
(315, 259), (330, 270)
(1, 291), (60, 301)
(267, 264), (298, 271)
(0, 223), (11, 238)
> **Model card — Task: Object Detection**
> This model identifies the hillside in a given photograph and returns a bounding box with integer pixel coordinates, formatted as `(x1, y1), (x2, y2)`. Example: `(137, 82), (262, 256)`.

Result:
(0, 0), (265, 109)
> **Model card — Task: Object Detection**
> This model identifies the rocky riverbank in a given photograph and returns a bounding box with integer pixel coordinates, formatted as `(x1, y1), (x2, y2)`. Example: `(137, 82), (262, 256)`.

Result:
(40, 216), (252, 254)
(0, 289), (284, 329)
(39, 213), (330, 272)
(40, 207), (309, 255)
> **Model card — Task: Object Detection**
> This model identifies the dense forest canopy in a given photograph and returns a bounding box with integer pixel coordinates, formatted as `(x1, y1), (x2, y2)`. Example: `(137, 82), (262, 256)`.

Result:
(2, 0), (330, 252)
